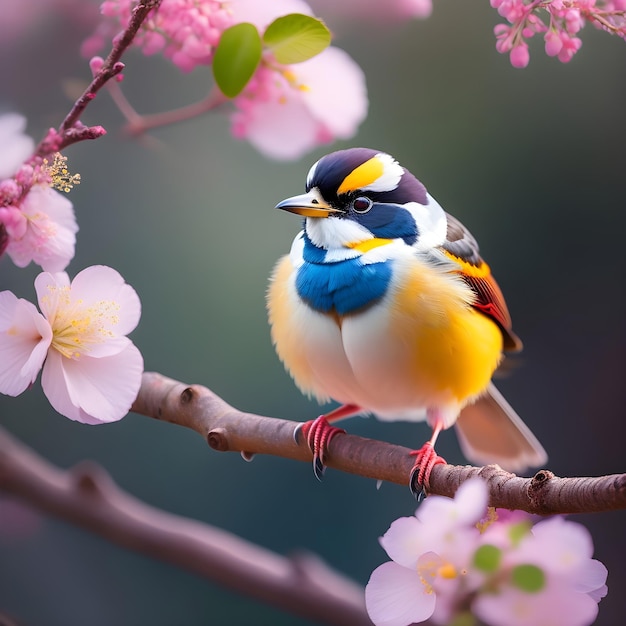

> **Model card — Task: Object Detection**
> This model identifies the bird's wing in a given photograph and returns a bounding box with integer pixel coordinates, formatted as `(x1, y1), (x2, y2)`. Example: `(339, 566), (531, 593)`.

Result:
(438, 213), (522, 352)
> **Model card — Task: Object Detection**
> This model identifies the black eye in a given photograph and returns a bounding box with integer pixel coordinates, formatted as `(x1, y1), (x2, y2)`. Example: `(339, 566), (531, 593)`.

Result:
(352, 196), (373, 213)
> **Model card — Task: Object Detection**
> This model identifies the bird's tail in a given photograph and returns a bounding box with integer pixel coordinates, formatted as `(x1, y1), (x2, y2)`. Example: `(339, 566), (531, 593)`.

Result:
(454, 383), (547, 472)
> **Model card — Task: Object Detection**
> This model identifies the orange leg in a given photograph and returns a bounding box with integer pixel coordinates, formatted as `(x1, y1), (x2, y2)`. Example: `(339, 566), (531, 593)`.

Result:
(294, 404), (361, 479)
(409, 418), (447, 497)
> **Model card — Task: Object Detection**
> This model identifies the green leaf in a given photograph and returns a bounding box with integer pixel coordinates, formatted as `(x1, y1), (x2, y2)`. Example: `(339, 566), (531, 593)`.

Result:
(508, 521), (532, 547)
(511, 564), (546, 593)
(473, 544), (502, 573)
(213, 23), (262, 98)
(263, 14), (331, 64)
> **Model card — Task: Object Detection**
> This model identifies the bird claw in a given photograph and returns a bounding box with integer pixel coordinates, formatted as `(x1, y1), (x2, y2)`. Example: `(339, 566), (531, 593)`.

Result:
(295, 415), (345, 480)
(409, 442), (446, 499)
(313, 455), (326, 481)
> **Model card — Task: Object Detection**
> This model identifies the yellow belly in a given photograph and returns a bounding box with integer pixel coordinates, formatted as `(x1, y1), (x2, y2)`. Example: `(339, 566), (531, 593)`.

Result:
(268, 254), (503, 420)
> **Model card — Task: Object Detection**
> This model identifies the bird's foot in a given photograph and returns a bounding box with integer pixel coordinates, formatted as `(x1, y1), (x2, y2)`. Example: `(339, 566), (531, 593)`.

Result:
(409, 442), (446, 498)
(294, 416), (346, 480)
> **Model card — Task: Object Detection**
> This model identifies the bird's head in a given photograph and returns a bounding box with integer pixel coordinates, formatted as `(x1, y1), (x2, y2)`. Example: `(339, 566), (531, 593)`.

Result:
(276, 148), (447, 253)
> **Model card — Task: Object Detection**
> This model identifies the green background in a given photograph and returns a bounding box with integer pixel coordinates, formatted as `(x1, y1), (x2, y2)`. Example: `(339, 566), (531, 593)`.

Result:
(1, 2), (625, 624)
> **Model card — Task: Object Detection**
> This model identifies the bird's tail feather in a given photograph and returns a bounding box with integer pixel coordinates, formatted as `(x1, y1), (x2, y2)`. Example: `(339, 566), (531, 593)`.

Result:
(455, 383), (547, 472)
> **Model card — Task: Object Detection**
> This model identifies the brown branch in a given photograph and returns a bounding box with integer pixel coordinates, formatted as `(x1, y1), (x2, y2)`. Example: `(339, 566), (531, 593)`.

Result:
(0, 425), (371, 626)
(132, 371), (626, 515)
(108, 83), (229, 136)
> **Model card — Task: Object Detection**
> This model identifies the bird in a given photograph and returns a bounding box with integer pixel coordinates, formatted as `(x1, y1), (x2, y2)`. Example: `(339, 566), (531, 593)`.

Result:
(267, 147), (547, 493)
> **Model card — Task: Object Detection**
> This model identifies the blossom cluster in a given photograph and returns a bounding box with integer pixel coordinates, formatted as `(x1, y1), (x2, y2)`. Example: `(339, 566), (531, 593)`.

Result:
(0, 115), (78, 272)
(83, 0), (235, 72)
(365, 479), (608, 626)
(0, 114), (143, 424)
(82, 0), (367, 160)
(492, 0), (626, 68)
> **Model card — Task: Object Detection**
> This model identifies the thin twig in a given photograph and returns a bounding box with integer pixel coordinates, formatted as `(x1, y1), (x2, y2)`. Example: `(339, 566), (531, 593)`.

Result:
(111, 83), (229, 135)
(131, 371), (626, 515)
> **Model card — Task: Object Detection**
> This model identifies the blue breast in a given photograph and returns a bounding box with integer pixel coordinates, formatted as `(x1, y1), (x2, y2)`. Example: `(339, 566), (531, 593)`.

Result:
(296, 256), (392, 315)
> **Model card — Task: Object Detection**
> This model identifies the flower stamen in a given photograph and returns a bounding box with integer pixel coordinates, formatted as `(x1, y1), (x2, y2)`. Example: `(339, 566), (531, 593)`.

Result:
(45, 286), (120, 359)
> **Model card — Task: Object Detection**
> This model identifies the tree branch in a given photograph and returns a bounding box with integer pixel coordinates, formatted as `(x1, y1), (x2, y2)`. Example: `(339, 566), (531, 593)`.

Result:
(0, 425), (371, 626)
(132, 372), (626, 515)
(108, 82), (229, 136)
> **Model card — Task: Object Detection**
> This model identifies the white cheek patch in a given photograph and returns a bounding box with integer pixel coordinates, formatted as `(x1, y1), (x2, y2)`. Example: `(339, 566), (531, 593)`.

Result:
(306, 217), (372, 251)
(405, 193), (447, 251)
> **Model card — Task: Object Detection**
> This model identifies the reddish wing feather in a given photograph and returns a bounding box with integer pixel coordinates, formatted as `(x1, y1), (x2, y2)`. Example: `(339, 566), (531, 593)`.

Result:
(441, 213), (522, 352)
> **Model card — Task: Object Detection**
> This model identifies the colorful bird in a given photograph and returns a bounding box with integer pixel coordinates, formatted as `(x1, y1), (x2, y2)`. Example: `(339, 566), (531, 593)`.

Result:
(267, 148), (547, 493)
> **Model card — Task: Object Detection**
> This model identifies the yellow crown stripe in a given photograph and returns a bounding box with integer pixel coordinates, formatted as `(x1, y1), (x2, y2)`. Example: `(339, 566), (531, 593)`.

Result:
(337, 156), (384, 195)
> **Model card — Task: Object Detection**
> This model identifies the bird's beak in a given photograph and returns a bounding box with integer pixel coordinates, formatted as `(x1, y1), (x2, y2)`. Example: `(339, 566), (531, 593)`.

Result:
(275, 191), (343, 218)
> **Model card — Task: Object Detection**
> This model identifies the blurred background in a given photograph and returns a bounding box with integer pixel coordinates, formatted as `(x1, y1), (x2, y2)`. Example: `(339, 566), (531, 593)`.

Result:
(1, 1), (625, 624)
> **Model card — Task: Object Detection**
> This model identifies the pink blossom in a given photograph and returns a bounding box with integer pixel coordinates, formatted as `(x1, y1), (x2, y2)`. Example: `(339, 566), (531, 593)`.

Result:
(510, 42), (530, 67)
(227, 0), (367, 158)
(0, 114), (34, 179)
(474, 517), (607, 626)
(84, 0), (236, 72)
(231, 46), (367, 160)
(544, 30), (564, 56)
(365, 479), (608, 626)
(0, 266), (143, 425)
(4, 185), (78, 272)
(366, 479), (487, 626)
(492, 0), (626, 67)
(0, 113), (79, 271)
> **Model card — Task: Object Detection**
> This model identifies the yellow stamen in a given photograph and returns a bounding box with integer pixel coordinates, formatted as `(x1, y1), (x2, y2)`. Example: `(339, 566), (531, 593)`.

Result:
(43, 285), (120, 360)
(41, 153), (81, 193)
(476, 507), (499, 534)
(438, 563), (458, 579)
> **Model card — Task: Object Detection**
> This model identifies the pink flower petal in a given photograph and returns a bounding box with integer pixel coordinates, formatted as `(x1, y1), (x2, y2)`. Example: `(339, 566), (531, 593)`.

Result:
(531, 517), (593, 561)
(6, 186), (78, 271)
(67, 265), (141, 335)
(473, 579), (600, 626)
(35, 267), (141, 359)
(41, 343), (143, 424)
(237, 96), (323, 160)
(0, 291), (51, 396)
(232, 47), (367, 160)
(418, 477), (488, 527)
(380, 516), (425, 568)
(366, 561), (436, 626)
(0, 113), (34, 178)
(34, 271), (70, 320)
(230, 0), (313, 29)
(296, 46), (368, 138)
(572, 559), (608, 597)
